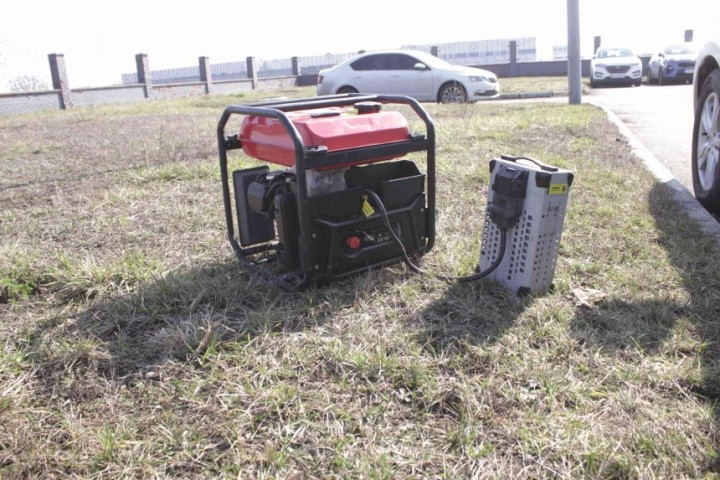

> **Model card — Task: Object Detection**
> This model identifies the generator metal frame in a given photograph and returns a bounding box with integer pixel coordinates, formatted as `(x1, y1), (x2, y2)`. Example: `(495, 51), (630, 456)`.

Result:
(217, 94), (436, 290)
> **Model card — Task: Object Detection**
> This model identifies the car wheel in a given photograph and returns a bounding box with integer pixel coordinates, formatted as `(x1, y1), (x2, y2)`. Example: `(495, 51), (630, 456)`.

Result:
(692, 69), (720, 212)
(634, 80), (642, 87)
(336, 86), (358, 94)
(438, 82), (468, 103)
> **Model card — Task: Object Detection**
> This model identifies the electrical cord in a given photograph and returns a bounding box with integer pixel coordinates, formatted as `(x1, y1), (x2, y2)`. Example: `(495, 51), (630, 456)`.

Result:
(361, 189), (508, 283)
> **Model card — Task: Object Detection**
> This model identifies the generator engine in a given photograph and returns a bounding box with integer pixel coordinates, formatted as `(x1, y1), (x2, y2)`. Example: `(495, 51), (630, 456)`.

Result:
(217, 95), (436, 290)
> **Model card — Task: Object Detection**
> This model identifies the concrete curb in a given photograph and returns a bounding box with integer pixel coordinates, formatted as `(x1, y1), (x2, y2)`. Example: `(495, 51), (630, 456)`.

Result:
(498, 91), (568, 100)
(592, 101), (720, 250)
(479, 91), (569, 101)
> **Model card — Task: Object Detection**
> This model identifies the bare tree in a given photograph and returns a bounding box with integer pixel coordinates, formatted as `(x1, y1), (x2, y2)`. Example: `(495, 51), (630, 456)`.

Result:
(8, 75), (50, 93)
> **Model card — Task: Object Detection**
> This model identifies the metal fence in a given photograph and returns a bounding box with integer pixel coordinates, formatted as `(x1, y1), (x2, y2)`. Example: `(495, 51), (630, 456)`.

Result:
(118, 52), (361, 85)
(115, 38), (537, 86)
(0, 36), (550, 115)
(3, 36), (540, 95)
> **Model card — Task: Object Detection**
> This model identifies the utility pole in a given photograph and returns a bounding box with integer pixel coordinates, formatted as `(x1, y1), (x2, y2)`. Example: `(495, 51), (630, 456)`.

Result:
(567, 0), (582, 104)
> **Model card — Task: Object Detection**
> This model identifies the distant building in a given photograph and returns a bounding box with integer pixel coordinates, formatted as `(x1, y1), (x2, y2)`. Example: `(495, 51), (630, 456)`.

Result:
(403, 37), (537, 65)
(553, 44), (568, 60)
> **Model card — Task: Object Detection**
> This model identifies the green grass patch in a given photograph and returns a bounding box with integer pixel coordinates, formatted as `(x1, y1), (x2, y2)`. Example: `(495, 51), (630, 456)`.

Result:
(48, 251), (163, 302)
(127, 163), (218, 184)
(499, 76), (591, 94)
(1, 87), (719, 478)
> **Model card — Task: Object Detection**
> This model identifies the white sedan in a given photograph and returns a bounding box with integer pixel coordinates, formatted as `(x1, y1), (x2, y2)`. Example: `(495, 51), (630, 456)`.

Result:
(316, 49), (499, 103)
(692, 39), (720, 211)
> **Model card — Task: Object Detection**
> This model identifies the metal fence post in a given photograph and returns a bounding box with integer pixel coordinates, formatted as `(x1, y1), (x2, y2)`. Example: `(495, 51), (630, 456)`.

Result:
(48, 53), (71, 109)
(246, 57), (258, 89)
(291, 56), (300, 76)
(199, 56), (212, 94)
(135, 53), (152, 98)
(509, 41), (518, 77)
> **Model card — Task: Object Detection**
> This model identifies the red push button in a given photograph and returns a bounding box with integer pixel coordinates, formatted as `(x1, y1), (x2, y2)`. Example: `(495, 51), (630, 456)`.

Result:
(345, 235), (361, 250)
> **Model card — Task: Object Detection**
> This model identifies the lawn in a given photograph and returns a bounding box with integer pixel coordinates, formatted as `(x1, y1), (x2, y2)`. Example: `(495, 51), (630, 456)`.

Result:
(1, 87), (719, 478)
(497, 75), (583, 94)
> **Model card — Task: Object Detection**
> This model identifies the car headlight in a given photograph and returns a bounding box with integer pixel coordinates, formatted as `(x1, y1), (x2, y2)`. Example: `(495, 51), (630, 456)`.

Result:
(595, 63), (606, 68)
(631, 62), (641, 68)
(468, 76), (487, 82)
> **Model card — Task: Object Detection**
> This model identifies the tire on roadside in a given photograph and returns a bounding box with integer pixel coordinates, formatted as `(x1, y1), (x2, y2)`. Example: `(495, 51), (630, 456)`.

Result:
(438, 81), (468, 103)
(692, 68), (720, 212)
(336, 86), (358, 94)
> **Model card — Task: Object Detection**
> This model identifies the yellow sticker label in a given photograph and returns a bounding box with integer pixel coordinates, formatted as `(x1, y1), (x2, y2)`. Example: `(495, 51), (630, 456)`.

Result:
(361, 195), (375, 217)
(548, 184), (568, 195)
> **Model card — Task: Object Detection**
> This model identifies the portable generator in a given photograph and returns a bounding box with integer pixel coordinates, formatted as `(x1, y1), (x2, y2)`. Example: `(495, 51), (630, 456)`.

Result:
(217, 94), (436, 290)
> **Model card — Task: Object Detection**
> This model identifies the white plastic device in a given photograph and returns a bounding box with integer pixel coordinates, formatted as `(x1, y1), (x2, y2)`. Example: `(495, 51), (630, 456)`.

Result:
(478, 156), (573, 295)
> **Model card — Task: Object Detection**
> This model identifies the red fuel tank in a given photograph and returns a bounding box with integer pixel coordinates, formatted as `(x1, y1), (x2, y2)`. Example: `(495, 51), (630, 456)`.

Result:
(238, 104), (410, 168)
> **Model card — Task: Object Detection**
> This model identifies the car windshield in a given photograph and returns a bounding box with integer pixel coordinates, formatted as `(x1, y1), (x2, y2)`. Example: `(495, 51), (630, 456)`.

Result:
(597, 48), (634, 58)
(663, 45), (697, 55)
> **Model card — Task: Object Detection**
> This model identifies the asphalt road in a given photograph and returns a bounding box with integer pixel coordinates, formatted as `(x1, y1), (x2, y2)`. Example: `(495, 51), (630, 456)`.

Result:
(585, 83), (695, 191)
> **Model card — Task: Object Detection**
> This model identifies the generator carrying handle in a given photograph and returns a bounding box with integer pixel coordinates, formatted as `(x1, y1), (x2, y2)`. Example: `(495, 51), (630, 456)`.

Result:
(236, 93), (381, 111)
(216, 94), (436, 280)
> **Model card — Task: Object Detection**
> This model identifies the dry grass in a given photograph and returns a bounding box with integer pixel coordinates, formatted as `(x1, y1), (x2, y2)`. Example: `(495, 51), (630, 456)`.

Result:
(1, 87), (719, 479)
(497, 76), (589, 95)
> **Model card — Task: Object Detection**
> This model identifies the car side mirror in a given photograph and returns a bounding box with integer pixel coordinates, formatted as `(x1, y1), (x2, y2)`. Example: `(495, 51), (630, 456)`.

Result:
(414, 63), (428, 70)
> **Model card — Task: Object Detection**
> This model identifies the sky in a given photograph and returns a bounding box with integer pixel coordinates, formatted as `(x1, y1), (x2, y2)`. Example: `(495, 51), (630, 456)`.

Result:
(1, 0), (718, 92)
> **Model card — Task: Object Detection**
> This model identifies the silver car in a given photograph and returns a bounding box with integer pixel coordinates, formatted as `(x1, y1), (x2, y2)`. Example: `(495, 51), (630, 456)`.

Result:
(692, 39), (720, 211)
(316, 49), (499, 103)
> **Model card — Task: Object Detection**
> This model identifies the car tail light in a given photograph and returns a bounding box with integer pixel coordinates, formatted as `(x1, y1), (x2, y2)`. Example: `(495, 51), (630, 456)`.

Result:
(317, 75), (324, 85)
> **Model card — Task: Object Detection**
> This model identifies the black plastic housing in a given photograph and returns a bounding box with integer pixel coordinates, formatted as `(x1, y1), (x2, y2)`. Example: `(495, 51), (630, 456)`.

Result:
(232, 167), (275, 246)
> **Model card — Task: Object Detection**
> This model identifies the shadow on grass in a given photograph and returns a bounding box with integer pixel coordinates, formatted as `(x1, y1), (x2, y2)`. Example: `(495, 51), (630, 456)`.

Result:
(570, 180), (720, 403)
(26, 260), (373, 385)
(414, 279), (533, 355)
